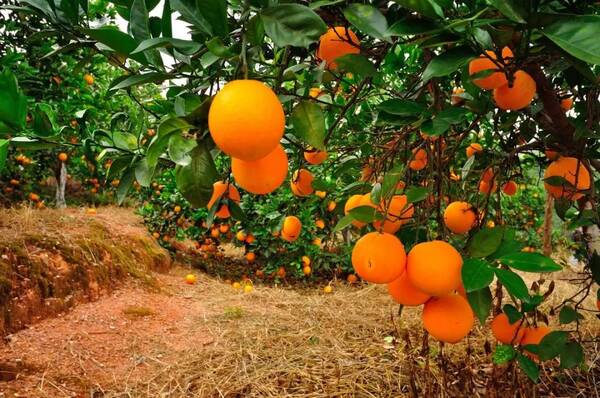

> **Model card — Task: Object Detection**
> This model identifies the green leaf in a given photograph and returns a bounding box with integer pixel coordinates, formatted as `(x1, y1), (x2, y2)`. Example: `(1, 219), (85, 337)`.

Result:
(134, 157), (155, 187)
(334, 54), (377, 79)
(422, 46), (476, 82)
(0, 139), (8, 171)
(378, 99), (425, 117)
(167, 134), (197, 166)
(493, 344), (516, 365)
(499, 252), (562, 273)
(170, 0), (214, 36)
(559, 341), (584, 369)
(290, 101), (326, 150)
(502, 304), (522, 324)
(462, 259), (495, 292)
(495, 268), (530, 303)
(131, 37), (201, 55)
(175, 143), (217, 208)
(130, 0), (151, 40)
(387, 18), (441, 36)
(201, 0), (228, 37)
(467, 227), (504, 258)
(343, 4), (389, 41)
(31, 103), (57, 137)
(537, 331), (568, 361)
(485, 0), (526, 24)
(559, 306), (582, 324)
(10, 137), (58, 150)
(466, 287), (492, 324)
(517, 353), (539, 382)
(162, 0), (172, 37)
(117, 166), (136, 205)
(0, 69), (27, 131)
(333, 214), (355, 232)
(349, 205), (381, 223)
(112, 131), (138, 150)
(260, 4), (327, 48)
(109, 72), (171, 92)
(147, 117), (191, 166)
(247, 14), (265, 46)
(206, 37), (236, 58)
(394, 0), (444, 20)
(543, 16), (600, 65)
(83, 27), (147, 64)
(405, 186), (429, 203)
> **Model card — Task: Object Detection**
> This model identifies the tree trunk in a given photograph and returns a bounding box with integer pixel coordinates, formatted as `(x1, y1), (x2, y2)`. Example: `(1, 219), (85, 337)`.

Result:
(55, 162), (66, 209)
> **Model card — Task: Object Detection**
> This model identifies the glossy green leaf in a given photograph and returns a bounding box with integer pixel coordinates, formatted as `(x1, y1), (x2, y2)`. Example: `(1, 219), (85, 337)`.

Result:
(517, 353), (539, 382)
(378, 99), (425, 116)
(175, 143), (217, 208)
(117, 166), (135, 205)
(343, 3), (389, 41)
(290, 101), (326, 150)
(467, 286), (492, 324)
(0, 139), (8, 171)
(170, 0), (214, 35)
(559, 306), (582, 324)
(31, 103), (57, 137)
(495, 268), (529, 303)
(560, 341), (584, 369)
(485, 0), (526, 23)
(83, 28), (147, 64)
(394, 0), (443, 19)
(405, 186), (429, 203)
(334, 54), (377, 79)
(462, 258), (495, 292)
(499, 252), (562, 273)
(543, 16), (600, 65)
(162, 0), (172, 37)
(502, 304), (522, 324)
(167, 134), (197, 166)
(467, 227), (504, 258)
(537, 331), (568, 361)
(0, 69), (27, 131)
(261, 4), (327, 47)
(422, 46), (475, 82)
(134, 157), (155, 187)
(109, 72), (171, 92)
(131, 37), (201, 55)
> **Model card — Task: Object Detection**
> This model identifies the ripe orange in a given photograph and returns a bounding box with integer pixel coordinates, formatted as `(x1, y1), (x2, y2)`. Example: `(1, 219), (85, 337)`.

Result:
(58, 152), (68, 162)
(219, 224), (229, 234)
(387, 272), (431, 306)
(444, 201), (477, 234)
(351, 232), (406, 284)
(303, 265), (312, 276)
(466, 143), (482, 158)
(207, 181), (241, 218)
(344, 194), (375, 228)
(245, 233), (255, 244)
(236, 231), (246, 241)
(409, 148), (427, 171)
(9, 179), (19, 186)
(152, 232), (160, 239)
(281, 216), (302, 242)
(327, 200), (337, 212)
(490, 313), (525, 344)
(468, 47), (513, 90)
(302, 255), (311, 266)
(315, 219), (325, 229)
(347, 274), (358, 284)
(316, 27), (360, 69)
(323, 285), (333, 294)
(28, 193), (40, 202)
(560, 97), (573, 111)
(502, 180), (518, 196)
(493, 70), (536, 111)
(83, 73), (94, 85)
(313, 237), (322, 247)
(373, 195), (414, 233)
(422, 294), (474, 343)
(209, 80), (284, 161)
(210, 228), (220, 238)
(232, 282), (241, 290)
(246, 252), (256, 263)
(309, 88), (323, 98)
(232, 144), (288, 194)
(174, 205), (182, 213)
(544, 157), (590, 200)
(407, 240), (463, 296)
(545, 149), (559, 160)
(291, 169), (314, 196)
(244, 284), (253, 293)
(520, 326), (551, 359)
(304, 149), (327, 165)
(277, 266), (286, 278)
(185, 274), (197, 285)
(315, 190), (327, 199)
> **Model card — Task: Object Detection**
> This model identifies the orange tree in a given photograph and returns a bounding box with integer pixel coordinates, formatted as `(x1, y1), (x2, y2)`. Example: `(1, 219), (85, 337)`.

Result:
(2, 0), (600, 385)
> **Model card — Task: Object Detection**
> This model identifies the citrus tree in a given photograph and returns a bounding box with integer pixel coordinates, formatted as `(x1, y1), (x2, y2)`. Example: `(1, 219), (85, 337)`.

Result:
(1, 0), (599, 386)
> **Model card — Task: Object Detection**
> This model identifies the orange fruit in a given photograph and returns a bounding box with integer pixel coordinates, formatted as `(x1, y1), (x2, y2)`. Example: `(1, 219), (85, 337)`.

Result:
(387, 272), (431, 306)
(301, 255), (311, 266)
(232, 144), (288, 194)
(409, 148), (427, 171)
(469, 47), (513, 90)
(323, 285), (333, 294)
(351, 232), (406, 284)
(560, 97), (573, 111)
(544, 157), (590, 200)
(493, 70), (536, 111)
(232, 282), (241, 289)
(185, 274), (197, 285)
(290, 169), (314, 196)
(490, 313), (525, 344)
(373, 195), (414, 233)
(58, 152), (68, 162)
(174, 205), (182, 213)
(344, 194), (375, 228)
(152, 232), (160, 239)
(244, 284), (253, 293)
(277, 266), (286, 278)
(422, 294), (474, 343)
(83, 73), (94, 85)
(545, 149), (559, 160)
(209, 80), (284, 161)
(444, 201), (477, 234)
(236, 231), (246, 241)
(502, 180), (518, 196)
(219, 224), (229, 234)
(207, 181), (241, 218)
(246, 252), (256, 263)
(520, 326), (551, 359)
(28, 193), (40, 202)
(245, 233), (255, 244)
(315, 219), (325, 229)
(596, 299), (600, 311)
(309, 88), (323, 98)
(407, 240), (463, 296)
(466, 143), (482, 158)
(303, 265), (312, 276)
(9, 179), (19, 186)
(313, 237), (322, 247)
(304, 149), (327, 165)
(315, 190), (327, 199)
(316, 27), (360, 69)
(327, 200), (337, 212)
(210, 228), (220, 238)
(347, 274), (358, 284)
(281, 216), (302, 242)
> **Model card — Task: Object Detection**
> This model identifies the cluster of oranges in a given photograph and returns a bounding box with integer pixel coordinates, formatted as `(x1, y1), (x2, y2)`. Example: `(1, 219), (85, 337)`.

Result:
(15, 154), (32, 166)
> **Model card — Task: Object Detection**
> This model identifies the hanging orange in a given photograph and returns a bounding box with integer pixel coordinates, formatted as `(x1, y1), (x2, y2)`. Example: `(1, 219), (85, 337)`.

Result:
(281, 216), (302, 242)
(468, 47), (513, 90)
(317, 27), (360, 69)
(409, 148), (427, 171)
(207, 181), (241, 218)
(422, 294), (474, 343)
(290, 169), (315, 197)
(493, 70), (536, 111)
(373, 195), (414, 233)
(444, 201), (477, 234)
(351, 232), (406, 284)
(304, 149), (328, 165)
(232, 145), (288, 194)
(387, 272), (431, 306)
(407, 240), (463, 296)
(544, 157), (590, 200)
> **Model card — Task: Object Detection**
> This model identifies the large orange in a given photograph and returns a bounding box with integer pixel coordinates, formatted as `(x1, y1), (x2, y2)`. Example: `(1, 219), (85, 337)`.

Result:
(344, 194), (375, 228)
(317, 27), (360, 69)
(468, 47), (513, 90)
(281, 216), (302, 242)
(351, 232), (406, 284)
(493, 70), (536, 111)
(502, 180), (518, 196)
(422, 294), (474, 343)
(490, 313), (525, 344)
(407, 240), (463, 296)
(304, 149), (327, 165)
(544, 157), (590, 200)
(290, 169), (314, 196)
(409, 148), (427, 171)
(373, 195), (414, 233)
(520, 326), (551, 359)
(387, 272), (431, 306)
(466, 143), (482, 158)
(232, 144), (288, 194)
(207, 181), (241, 218)
(208, 80), (284, 161)
(444, 201), (477, 234)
